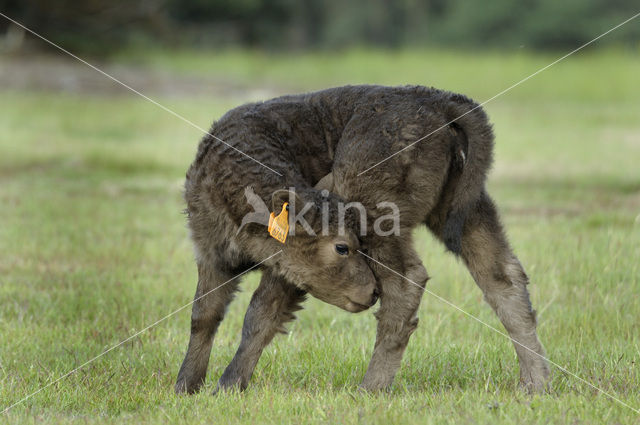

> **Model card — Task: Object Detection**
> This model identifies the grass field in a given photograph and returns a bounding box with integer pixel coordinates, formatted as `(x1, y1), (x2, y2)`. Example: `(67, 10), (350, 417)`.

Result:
(1, 48), (639, 424)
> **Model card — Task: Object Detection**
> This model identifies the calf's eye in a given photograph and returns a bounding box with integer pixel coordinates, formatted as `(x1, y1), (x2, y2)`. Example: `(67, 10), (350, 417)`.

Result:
(335, 244), (349, 256)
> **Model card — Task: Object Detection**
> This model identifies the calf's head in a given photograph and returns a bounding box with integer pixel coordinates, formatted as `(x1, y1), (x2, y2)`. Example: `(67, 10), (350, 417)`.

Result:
(271, 188), (378, 313)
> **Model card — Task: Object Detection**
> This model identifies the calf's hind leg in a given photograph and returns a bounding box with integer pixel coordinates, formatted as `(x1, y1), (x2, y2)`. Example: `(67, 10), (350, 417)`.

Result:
(175, 258), (243, 394)
(216, 270), (306, 392)
(431, 192), (550, 392)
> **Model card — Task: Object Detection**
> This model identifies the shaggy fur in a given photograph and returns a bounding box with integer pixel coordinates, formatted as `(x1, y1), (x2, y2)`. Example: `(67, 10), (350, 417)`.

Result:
(175, 85), (550, 395)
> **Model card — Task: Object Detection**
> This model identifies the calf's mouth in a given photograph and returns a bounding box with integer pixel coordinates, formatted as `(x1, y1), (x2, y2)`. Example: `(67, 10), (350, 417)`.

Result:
(345, 296), (378, 313)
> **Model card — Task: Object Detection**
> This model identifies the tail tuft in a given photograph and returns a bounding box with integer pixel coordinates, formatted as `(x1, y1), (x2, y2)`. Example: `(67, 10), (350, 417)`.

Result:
(442, 210), (465, 255)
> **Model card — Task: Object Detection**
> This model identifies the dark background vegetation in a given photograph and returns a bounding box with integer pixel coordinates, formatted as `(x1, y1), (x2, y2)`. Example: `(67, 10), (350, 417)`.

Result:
(1, 0), (639, 54)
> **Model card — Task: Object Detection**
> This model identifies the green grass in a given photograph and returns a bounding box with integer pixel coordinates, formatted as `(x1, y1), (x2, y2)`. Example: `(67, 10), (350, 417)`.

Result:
(1, 48), (640, 424)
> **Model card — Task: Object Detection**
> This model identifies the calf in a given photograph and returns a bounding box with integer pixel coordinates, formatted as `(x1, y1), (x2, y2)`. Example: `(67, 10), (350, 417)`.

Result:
(175, 85), (550, 394)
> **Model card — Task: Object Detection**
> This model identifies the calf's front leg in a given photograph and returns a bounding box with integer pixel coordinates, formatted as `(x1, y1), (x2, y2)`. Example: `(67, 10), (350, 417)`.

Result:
(216, 270), (306, 392)
(175, 259), (241, 394)
(360, 245), (428, 391)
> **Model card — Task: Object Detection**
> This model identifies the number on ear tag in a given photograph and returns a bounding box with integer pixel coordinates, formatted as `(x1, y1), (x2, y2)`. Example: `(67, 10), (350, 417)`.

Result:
(268, 202), (289, 243)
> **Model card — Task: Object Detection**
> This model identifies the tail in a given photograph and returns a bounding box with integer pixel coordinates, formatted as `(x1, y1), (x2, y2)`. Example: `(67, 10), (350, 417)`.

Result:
(440, 95), (494, 255)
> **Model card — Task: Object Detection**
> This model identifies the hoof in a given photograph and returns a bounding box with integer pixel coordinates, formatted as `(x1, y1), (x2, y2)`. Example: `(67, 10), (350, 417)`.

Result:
(213, 377), (246, 395)
(519, 365), (551, 394)
(174, 379), (201, 395)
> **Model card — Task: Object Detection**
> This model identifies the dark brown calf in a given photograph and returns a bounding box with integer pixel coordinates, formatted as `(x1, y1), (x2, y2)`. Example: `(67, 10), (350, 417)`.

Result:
(175, 85), (549, 394)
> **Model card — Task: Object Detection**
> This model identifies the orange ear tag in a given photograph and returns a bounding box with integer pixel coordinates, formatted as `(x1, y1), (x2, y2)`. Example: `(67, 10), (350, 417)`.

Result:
(268, 202), (289, 243)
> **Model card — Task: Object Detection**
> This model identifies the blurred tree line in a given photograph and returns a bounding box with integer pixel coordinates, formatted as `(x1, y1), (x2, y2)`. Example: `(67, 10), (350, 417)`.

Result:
(1, 0), (638, 54)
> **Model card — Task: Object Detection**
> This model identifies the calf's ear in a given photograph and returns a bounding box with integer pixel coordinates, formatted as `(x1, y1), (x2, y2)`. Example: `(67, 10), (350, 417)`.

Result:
(271, 189), (318, 233)
(271, 189), (310, 214)
(272, 189), (294, 213)
(314, 172), (334, 192)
